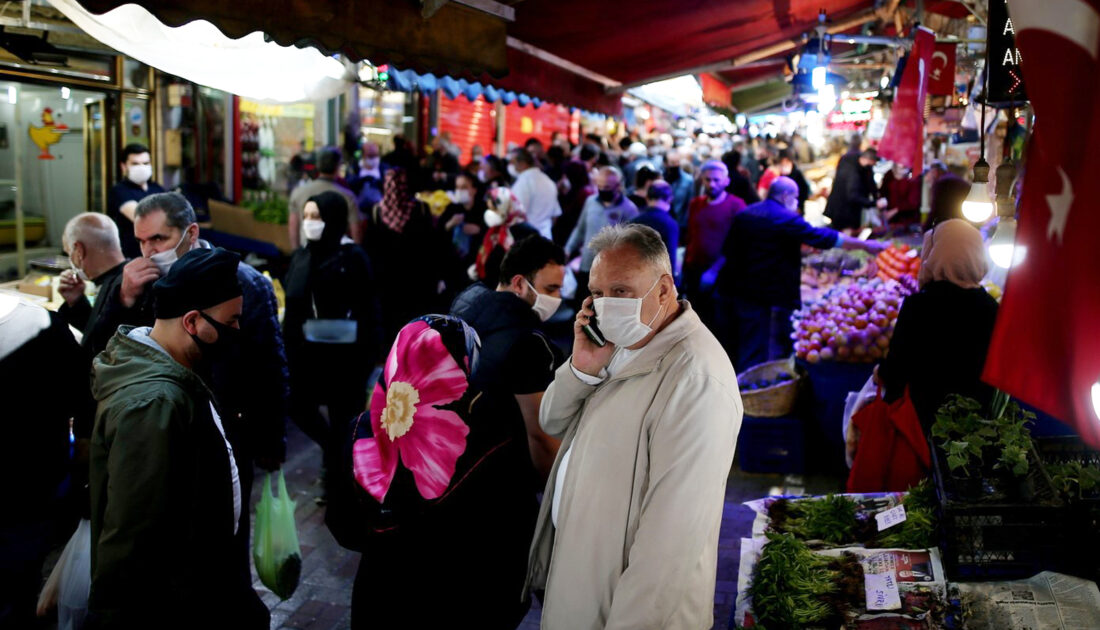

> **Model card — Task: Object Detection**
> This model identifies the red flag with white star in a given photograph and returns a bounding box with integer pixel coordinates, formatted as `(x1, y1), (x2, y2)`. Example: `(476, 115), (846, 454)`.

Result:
(983, 0), (1100, 447)
(879, 26), (935, 172)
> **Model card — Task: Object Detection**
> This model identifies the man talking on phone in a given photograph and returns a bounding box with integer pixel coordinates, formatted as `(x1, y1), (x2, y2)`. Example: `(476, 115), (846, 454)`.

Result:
(525, 224), (743, 629)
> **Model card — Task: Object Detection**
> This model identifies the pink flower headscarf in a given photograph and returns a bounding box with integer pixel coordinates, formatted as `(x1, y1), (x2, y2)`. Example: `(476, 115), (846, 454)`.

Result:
(353, 320), (470, 502)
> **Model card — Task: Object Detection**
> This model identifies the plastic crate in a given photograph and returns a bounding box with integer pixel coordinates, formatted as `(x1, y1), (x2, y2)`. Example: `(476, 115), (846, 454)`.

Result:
(737, 414), (805, 474)
(1036, 436), (1100, 581)
(930, 441), (1068, 581)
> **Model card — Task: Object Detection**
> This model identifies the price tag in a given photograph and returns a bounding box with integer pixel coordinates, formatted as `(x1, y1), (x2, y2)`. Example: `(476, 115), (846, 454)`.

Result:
(865, 572), (902, 611)
(875, 504), (907, 531)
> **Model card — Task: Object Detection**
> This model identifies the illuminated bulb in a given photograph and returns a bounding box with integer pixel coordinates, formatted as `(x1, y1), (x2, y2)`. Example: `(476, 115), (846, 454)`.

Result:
(817, 84), (837, 113)
(812, 66), (827, 90)
(7, 86), (15, 104)
(60, 86), (70, 100)
(1092, 380), (1100, 420)
(880, 75), (890, 89)
(988, 217), (1024, 268)
(961, 182), (994, 223)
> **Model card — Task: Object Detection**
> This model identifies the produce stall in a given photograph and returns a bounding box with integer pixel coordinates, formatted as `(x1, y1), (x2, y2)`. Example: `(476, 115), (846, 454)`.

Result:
(732, 479), (1100, 629)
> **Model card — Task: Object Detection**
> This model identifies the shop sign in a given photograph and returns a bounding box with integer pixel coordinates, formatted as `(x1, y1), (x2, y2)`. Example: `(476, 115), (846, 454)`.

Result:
(987, 0), (1028, 104)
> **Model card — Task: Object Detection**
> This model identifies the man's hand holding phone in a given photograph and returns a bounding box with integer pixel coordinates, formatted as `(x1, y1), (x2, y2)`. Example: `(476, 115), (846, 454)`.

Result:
(572, 296), (615, 377)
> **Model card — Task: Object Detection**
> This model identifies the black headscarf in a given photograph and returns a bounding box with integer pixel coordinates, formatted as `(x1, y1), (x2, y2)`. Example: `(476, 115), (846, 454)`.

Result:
(307, 191), (349, 254)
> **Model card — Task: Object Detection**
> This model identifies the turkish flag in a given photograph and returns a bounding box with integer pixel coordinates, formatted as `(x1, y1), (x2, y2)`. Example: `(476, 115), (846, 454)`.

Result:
(878, 26), (935, 173)
(983, 0), (1100, 447)
(928, 42), (957, 96)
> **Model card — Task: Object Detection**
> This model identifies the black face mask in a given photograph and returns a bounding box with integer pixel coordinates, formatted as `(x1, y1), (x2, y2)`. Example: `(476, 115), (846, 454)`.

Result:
(190, 312), (241, 366)
(664, 167), (681, 183)
(597, 189), (619, 204)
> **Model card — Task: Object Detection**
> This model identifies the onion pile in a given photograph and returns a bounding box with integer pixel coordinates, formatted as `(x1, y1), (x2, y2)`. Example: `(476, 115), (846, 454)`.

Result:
(793, 276), (918, 363)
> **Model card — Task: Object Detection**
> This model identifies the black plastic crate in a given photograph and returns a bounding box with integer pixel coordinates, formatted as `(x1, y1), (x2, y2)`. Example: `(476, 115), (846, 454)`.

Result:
(930, 441), (1068, 581)
(1036, 436), (1100, 581)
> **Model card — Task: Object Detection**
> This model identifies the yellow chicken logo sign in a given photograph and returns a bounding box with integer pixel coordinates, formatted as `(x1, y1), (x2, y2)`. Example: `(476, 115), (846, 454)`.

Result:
(29, 107), (68, 160)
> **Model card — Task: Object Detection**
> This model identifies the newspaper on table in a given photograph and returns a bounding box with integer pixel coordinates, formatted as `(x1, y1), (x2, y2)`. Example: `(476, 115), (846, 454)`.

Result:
(958, 571), (1100, 629)
(744, 492), (907, 540)
(735, 541), (947, 629)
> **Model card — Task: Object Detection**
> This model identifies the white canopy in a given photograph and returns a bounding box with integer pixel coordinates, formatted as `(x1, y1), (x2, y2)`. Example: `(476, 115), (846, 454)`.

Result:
(49, 0), (352, 103)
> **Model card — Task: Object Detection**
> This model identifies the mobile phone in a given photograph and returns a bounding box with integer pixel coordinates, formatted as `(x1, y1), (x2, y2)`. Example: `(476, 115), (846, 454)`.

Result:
(582, 316), (607, 347)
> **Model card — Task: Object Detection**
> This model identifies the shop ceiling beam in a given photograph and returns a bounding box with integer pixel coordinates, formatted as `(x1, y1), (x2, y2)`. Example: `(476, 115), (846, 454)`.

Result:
(506, 36), (621, 88)
(422, 0), (514, 21)
(0, 16), (85, 35)
(606, 9), (878, 94)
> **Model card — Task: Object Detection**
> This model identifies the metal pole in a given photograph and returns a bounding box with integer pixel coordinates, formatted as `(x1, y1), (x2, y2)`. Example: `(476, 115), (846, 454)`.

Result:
(13, 84), (24, 277)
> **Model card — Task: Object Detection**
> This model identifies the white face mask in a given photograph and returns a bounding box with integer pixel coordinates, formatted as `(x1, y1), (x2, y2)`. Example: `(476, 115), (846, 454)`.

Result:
(127, 163), (152, 186)
(484, 209), (504, 228)
(148, 229), (189, 275)
(526, 280), (561, 322)
(70, 253), (90, 283)
(593, 276), (665, 347)
(302, 219), (325, 242)
(452, 189), (471, 205)
(362, 157), (380, 171)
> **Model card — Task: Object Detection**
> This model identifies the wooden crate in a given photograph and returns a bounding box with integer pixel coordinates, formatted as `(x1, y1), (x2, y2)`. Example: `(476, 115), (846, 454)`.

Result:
(208, 199), (292, 254)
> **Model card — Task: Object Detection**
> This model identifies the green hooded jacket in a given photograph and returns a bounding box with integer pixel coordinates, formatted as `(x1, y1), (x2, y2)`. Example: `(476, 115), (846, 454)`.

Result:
(89, 326), (246, 628)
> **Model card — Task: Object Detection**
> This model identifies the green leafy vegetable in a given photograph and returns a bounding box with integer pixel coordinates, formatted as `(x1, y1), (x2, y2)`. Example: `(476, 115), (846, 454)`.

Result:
(749, 533), (858, 628)
(767, 494), (858, 544)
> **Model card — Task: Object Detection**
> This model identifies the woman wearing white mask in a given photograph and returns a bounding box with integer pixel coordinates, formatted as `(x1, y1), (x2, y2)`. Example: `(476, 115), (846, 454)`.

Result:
(106, 143), (165, 258)
(470, 186), (538, 287)
(283, 192), (383, 499)
(440, 173), (488, 266)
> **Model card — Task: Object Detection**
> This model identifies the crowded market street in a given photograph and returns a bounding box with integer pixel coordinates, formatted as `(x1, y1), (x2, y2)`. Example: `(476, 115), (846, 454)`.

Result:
(3, 1), (1100, 629)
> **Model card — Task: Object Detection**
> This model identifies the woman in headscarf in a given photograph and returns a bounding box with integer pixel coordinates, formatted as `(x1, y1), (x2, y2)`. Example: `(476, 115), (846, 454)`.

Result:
(283, 191), (383, 493)
(877, 219), (1000, 430)
(327, 315), (538, 629)
(366, 168), (461, 348)
(472, 186), (538, 287)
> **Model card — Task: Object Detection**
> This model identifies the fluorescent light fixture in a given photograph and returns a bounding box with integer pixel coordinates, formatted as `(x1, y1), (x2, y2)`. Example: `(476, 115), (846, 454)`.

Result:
(812, 66), (827, 90)
(60, 86), (70, 99)
(962, 182), (994, 222)
(7, 86), (15, 104)
(988, 217), (1024, 268)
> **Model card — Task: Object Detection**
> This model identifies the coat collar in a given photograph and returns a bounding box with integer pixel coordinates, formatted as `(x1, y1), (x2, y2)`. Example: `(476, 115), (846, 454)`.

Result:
(606, 300), (699, 383)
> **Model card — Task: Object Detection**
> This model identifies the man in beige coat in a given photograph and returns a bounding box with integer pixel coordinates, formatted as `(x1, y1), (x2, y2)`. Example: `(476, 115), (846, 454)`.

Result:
(526, 224), (743, 629)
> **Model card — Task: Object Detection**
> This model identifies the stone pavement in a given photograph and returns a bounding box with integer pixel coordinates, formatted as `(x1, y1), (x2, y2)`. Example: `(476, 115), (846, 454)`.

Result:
(259, 424), (845, 630)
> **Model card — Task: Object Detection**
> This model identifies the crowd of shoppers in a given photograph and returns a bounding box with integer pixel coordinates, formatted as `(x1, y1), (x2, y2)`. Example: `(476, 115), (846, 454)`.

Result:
(5, 124), (994, 630)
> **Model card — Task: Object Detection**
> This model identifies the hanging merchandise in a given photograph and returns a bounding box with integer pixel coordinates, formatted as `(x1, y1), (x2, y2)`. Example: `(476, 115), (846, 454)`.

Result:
(878, 27), (936, 173)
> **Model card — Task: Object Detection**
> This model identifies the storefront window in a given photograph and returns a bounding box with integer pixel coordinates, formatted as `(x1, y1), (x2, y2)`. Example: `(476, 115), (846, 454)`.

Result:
(0, 81), (107, 253)
(358, 89), (414, 152)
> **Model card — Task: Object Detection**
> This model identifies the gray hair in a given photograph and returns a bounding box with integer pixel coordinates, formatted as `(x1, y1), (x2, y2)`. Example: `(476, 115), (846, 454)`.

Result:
(597, 165), (624, 185)
(63, 212), (120, 253)
(588, 223), (672, 276)
(135, 192), (197, 230)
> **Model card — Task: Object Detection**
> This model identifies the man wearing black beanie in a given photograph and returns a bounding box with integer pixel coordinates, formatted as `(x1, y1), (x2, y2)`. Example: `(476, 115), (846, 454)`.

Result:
(88, 247), (268, 629)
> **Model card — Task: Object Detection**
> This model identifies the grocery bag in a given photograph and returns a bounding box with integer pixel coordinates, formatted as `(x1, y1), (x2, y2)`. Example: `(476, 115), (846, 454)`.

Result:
(58, 519), (91, 630)
(253, 470), (302, 600)
(37, 518), (91, 630)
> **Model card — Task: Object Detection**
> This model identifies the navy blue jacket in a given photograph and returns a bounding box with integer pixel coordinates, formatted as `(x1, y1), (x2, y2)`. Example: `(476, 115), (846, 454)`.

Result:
(718, 198), (840, 309)
(631, 207), (680, 275)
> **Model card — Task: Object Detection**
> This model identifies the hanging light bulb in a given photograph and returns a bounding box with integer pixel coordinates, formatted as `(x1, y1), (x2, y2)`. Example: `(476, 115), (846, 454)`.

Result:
(1092, 380), (1100, 420)
(812, 66), (827, 90)
(962, 180), (994, 222)
(880, 74), (890, 89)
(988, 217), (1024, 268)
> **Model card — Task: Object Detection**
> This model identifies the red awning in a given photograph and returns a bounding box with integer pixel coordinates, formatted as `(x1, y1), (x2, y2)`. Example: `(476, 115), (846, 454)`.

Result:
(718, 61), (789, 91)
(700, 73), (732, 109)
(486, 45), (623, 116)
(509, 0), (876, 88)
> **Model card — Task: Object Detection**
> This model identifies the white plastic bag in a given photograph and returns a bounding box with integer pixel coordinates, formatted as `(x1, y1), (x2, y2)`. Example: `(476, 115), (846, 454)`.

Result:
(58, 519), (91, 630)
(842, 375), (879, 468)
(37, 518), (91, 630)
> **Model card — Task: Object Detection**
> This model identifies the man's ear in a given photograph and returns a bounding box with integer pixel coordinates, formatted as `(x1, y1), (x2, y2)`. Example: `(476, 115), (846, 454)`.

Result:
(510, 274), (527, 294)
(180, 310), (201, 336)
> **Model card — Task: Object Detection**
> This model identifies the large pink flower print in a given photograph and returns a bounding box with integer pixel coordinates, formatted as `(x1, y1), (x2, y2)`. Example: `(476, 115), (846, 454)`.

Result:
(352, 320), (470, 502)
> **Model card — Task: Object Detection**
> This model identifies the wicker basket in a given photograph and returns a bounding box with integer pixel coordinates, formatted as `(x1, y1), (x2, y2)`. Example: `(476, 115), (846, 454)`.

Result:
(738, 357), (803, 418)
